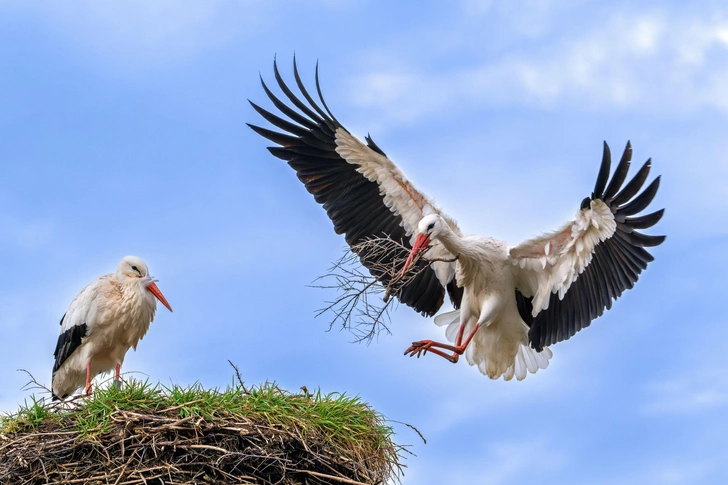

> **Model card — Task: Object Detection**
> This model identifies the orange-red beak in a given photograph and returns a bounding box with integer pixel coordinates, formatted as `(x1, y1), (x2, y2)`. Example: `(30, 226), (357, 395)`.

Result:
(147, 281), (173, 312)
(400, 233), (431, 278)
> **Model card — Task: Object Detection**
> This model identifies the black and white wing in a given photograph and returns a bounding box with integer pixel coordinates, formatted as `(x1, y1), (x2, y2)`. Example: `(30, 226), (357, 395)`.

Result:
(52, 314), (87, 377)
(509, 142), (665, 351)
(51, 277), (106, 382)
(248, 58), (462, 315)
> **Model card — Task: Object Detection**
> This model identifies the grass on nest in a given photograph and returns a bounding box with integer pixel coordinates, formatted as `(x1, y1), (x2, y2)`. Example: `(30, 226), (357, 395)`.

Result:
(1, 377), (396, 454)
(1, 376), (408, 484)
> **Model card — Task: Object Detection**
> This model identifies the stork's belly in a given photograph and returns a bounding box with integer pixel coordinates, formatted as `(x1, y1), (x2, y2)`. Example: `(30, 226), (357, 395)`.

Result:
(53, 317), (151, 397)
(89, 317), (151, 360)
(459, 283), (529, 378)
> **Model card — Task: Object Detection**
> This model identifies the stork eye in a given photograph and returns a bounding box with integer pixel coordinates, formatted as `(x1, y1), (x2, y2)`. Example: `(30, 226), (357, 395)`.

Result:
(427, 222), (436, 232)
(131, 265), (141, 275)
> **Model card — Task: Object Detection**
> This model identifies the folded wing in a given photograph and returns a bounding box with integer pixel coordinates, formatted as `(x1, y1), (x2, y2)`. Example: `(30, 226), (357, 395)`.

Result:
(52, 277), (106, 380)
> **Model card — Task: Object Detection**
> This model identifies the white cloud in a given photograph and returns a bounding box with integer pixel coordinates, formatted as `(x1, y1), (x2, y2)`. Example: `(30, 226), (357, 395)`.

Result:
(349, 8), (728, 120)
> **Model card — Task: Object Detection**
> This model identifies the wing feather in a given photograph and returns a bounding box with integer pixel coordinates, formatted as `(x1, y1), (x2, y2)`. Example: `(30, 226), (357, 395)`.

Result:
(620, 176), (661, 216)
(602, 141), (633, 200)
(51, 275), (111, 381)
(592, 141), (611, 199)
(610, 160), (652, 206)
(249, 57), (461, 314)
(624, 209), (664, 229)
(511, 142), (664, 351)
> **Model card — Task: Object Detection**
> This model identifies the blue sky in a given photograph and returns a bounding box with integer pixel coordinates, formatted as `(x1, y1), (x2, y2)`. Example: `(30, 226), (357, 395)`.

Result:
(1, 1), (727, 483)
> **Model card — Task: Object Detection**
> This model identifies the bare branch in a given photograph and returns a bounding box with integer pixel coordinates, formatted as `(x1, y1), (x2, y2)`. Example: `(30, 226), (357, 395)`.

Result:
(310, 236), (442, 343)
(227, 360), (250, 395)
(17, 369), (52, 396)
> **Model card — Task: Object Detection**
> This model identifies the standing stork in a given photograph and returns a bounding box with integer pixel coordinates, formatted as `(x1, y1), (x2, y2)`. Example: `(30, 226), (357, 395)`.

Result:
(248, 58), (664, 380)
(52, 256), (173, 399)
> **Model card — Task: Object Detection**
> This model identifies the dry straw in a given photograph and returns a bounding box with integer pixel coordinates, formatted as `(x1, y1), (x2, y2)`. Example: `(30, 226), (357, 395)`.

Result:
(1, 368), (407, 484)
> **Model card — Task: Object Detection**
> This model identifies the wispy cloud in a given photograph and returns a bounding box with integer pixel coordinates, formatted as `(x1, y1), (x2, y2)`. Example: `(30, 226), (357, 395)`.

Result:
(348, 8), (728, 121)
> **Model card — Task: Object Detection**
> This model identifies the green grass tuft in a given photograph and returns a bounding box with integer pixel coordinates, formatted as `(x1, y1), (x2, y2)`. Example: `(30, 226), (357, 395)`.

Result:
(1, 378), (404, 484)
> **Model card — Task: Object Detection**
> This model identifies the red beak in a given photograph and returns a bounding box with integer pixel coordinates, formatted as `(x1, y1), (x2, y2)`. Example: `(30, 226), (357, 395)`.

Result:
(147, 281), (173, 312)
(400, 233), (431, 278)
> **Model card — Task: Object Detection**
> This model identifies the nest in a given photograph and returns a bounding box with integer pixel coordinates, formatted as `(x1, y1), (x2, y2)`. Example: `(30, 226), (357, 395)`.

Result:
(0, 376), (405, 485)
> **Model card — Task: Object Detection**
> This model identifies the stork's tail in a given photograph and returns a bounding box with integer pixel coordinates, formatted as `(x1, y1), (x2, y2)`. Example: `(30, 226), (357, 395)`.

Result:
(434, 309), (553, 381)
(502, 344), (553, 381)
(434, 310), (461, 342)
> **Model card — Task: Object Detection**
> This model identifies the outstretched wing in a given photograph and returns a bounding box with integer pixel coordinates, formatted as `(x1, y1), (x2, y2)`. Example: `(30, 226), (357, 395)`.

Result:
(509, 142), (665, 351)
(248, 57), (461, 315)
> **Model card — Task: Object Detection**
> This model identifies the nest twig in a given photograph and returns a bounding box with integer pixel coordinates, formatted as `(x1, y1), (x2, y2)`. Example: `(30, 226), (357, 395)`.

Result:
(311, 236), (452, 343)
(1, 377), (404, 485)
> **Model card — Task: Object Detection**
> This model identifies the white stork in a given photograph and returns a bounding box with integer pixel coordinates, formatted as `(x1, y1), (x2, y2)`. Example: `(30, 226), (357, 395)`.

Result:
(51, 256), (173, 399)
(249, 58), (664, 380)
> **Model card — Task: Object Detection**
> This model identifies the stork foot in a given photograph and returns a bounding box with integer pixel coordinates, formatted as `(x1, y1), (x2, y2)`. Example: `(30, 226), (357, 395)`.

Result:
(404, 340), (463, 363)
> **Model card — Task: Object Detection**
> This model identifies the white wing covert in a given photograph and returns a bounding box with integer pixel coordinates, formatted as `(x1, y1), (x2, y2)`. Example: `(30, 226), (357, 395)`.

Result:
(509, 142), (665, 351)
(52, 276), (109, 379)
(248, 58), (462, 315)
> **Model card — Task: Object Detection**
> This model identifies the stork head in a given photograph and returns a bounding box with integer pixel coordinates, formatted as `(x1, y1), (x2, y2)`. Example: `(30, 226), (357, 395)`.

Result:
(399, 214), (445, 277)
(117, 255), (173, 312)
(417, 213), (446, 240)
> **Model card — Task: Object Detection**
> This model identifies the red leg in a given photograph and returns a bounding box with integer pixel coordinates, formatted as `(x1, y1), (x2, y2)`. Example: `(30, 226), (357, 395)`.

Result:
(84, 362), (93, 396)
(404, 323), (481, 363)
(454, 320), (467, 347)
(114, 364), (122, 389)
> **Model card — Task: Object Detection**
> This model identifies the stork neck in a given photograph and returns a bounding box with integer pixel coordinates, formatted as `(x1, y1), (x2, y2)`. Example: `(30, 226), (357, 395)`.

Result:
(433, 224), (466, 257)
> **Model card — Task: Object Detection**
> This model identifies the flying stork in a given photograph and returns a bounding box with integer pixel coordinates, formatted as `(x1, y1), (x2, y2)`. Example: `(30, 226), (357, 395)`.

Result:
(52, 256), (173, 399)
(248, 58), (664, 380)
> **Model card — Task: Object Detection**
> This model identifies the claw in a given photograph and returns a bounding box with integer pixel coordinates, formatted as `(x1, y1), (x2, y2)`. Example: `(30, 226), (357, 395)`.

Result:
(404, 340), (432, 358)
(403, 339), (463, 363)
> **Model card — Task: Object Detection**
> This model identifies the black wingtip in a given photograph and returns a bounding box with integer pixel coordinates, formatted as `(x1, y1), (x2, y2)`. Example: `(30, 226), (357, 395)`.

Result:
(293, 56), (334, 125)
(365, 133), (388, 157)
(612, 162), (654, 208)
(602, 141), (633, 201)
(593, 141), (612, 199)
(625, 231), (666, 247)
(247, 122), (273, 139)
(314, 60), (341, 125)
(620, 175), (661, 216)
(624, 208), (665, 229)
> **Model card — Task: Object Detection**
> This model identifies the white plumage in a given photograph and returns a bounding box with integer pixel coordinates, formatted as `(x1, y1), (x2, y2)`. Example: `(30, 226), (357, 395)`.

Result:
(52, 256), (172, 399)
(250, 58), (665, 381)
